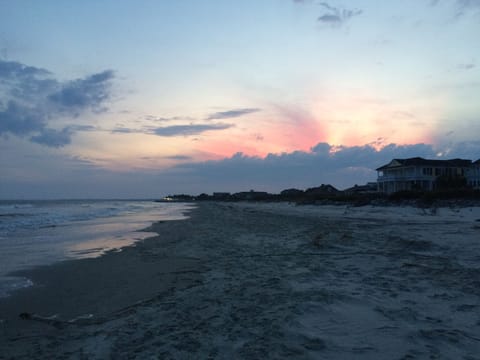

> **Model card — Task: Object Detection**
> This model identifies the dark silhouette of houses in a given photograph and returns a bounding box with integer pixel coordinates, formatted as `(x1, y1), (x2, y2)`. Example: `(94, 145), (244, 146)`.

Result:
(304, 184), (339, 197)
(280, 188), (305, 199)
(344, 182), (378, 195)
(468, 159), (480, 189)
(232, 190), (270, 201)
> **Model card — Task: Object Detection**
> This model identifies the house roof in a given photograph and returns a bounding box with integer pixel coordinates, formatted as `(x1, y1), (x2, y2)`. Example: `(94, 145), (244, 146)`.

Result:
(376, 157), (472, 171)
(305, 184), (339, 194)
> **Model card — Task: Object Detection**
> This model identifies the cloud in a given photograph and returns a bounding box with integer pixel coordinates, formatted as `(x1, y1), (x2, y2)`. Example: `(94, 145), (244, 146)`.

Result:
(430, 0), (480, 16)
(317, 14), (343, 23)
(0, 101), (45, 136)
(318, 2), (338, 12)
(0, 59), (114, 147)
(456, 0), (480, 10)
(457, 63), (476, 70)
(317, 2), (362, 26)
(153, 123), (234, 137)
(0, 59), (51, 81)
(164, 155), (192, 160)
(3, 139), (480, 198)
(293, 1), (362, 27)
(166, 141), (480, 192)
(111, 127), (138, 134)
(206, 108), (261, 120)
(145, 115), (195, 123)
(110, 122), (234, 137)
(30, 127), (73, 148)
(48, 70), (114, 114)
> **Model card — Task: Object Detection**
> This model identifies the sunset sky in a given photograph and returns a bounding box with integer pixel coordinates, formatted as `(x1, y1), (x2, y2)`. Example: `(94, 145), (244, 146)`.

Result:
(1, 0), (479, 198)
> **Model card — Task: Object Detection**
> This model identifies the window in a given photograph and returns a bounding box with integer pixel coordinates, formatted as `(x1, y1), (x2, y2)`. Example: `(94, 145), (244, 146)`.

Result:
(422, 167), (433, 175)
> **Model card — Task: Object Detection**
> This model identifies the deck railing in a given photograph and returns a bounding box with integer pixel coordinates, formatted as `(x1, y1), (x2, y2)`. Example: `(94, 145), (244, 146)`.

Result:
(377, 174), (434, 182)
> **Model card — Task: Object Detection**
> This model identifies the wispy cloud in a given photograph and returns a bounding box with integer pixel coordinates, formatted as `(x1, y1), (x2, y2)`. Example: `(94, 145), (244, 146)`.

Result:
(292, 0), (362, 27)
(0, 59), (114, 147)
(111, 127), (137, 134)
(206, 108), (260, 120)
(317, 2), (363, 26)
(457, 63), (476, 70)
(153, 123), (233, 137)
(456, 0), (480, 10)
(164, 155), (192, 160)
(144, 115), (195, 123)
(430, 0), (480, 16)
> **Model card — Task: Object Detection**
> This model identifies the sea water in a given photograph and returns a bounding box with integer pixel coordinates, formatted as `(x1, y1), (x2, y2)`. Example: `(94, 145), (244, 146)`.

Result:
(0, 200), (194, 297)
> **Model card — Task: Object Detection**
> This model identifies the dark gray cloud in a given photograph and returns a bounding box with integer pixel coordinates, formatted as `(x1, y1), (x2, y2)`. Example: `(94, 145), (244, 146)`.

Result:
(0, 61), (57, 102)
(3, 140), (480, 198)
(30, 127), (73, 148)
(317, 2), (363, 25)
(0, 101), (45, 136)
(69, 124), (97, 132)
(206, 108), (260, 120)
(48, 70), (114, 114)
(0, 59), (114, 147)
(0, 60), (51, 81)
(153, 123), (233, 137)
(111, 127), (137, 134)
(111, 122), (234, 137)
(318, 2), (337, 12)
(169, 142), (471, 192)
(317, 14), (343, 23)
(165, 155), (192, 160)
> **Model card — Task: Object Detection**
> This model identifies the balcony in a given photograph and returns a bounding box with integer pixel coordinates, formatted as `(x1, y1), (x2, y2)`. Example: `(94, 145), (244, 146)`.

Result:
(377, 174), (435, 182)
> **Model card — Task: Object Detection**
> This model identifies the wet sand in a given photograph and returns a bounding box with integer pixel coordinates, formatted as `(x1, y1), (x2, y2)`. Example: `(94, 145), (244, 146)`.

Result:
(1, 202), (480, 359)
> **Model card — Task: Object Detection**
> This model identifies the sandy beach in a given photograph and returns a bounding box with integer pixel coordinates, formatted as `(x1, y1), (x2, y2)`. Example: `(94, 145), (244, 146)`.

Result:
(1, 201), (480, 359)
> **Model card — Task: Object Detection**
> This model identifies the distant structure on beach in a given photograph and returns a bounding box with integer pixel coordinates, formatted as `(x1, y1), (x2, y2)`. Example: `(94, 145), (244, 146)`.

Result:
(162, 158), (480, 202)
(376, 157), (480, 193)
(344, 182), (378, 195)
(471, 160), (480, 189)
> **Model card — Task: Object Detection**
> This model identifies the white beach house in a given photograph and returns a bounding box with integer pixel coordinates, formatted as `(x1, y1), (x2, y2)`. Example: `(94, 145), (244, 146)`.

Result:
(376, 157), (473, 194)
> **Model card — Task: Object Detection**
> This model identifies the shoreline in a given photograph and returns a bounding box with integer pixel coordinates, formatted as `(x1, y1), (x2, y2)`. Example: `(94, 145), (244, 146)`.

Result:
(0, 207), (201, 331)
(1, 202), (480, 358)
(0, 200), (195, 300)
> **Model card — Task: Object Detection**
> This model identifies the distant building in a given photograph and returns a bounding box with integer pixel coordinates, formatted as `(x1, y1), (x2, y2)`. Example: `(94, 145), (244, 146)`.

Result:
(280, 188), (304, 198)
(344, 182), (378, 195)
(213, 192), (231, 200)
(304, 184), (339, 196)
(376, 157), (472, 194)
(467, 159), (480, 189)
(232, 190), (270, 201)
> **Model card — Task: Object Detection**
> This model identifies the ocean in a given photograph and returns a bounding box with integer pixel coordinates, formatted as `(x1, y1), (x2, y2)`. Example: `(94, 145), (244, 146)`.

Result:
(0, 199), (194, 298)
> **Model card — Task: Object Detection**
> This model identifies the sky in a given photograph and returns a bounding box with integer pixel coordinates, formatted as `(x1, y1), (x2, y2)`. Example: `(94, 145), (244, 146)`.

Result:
(1, 0), (479, 199)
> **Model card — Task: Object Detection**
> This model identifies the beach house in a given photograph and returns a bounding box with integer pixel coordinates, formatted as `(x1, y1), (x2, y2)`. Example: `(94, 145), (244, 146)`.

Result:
(376, 157), (472, 194)
(467, 159), (480, 189)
